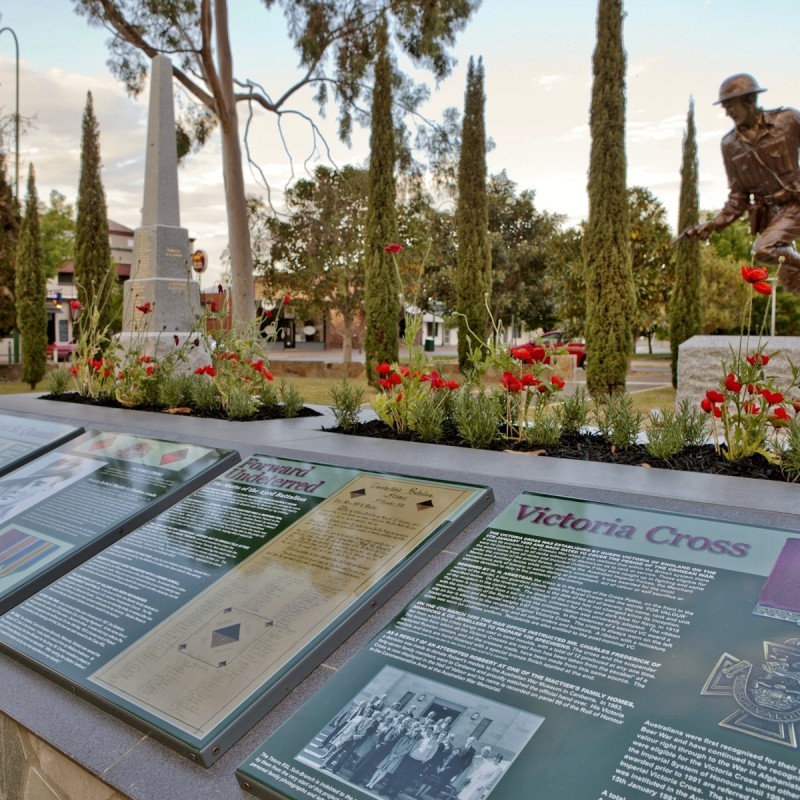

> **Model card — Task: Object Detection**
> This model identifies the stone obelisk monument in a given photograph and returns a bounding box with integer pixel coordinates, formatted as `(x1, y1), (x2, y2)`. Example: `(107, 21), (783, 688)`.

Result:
(120, 54), (201, 355)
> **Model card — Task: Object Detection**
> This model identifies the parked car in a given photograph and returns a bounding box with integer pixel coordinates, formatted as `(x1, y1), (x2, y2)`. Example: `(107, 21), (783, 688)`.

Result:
(46, 342), (77, 362)
(510, 330), (587, 369)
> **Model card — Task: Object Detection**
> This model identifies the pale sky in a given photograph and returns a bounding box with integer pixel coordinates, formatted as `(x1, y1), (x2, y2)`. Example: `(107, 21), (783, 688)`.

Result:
(1, 0), (799, 287)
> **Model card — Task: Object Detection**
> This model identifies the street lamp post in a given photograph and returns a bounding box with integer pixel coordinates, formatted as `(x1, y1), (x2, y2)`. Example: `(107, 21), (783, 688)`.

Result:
(0, 27), (19, 197)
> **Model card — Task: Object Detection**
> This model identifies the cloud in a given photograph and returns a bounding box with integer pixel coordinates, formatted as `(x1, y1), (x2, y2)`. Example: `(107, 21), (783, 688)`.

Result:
(535, 75), (564, 92)
(627, 114), (685, 143)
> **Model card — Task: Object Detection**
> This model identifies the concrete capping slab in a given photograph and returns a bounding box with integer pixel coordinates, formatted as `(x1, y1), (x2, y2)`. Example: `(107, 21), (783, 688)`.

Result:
(0, 394), (797, 799)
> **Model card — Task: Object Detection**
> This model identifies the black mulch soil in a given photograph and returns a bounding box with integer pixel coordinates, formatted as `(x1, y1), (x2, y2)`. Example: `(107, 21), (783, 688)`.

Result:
(325, 420), (790, 483)
(41, 393), (321, 421)
(41, 393), (790, 482)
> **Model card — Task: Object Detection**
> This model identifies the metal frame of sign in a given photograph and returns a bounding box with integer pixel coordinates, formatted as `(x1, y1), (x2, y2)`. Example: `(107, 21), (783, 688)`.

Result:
(0, 429), (239, 614)
(0, 414), (84, 478)
(0, 454), (492, 766)
(235, 490), (800, 800)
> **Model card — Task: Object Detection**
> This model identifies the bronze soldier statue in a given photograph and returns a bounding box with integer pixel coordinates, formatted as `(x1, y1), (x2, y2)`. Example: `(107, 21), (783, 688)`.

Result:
(680, 74), (800, 294)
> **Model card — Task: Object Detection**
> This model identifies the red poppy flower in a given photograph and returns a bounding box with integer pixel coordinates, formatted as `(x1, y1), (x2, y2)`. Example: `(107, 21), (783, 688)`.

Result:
(379, 378), (390, 389)
(210, 301), (218, 313)
(746, 353), (770, 366)
(399, 366), (410, 378)
(388, 372), (402, 386)
(752, 281), (772, 295)
(700, 398), (722, 418)
(743, 401), (761, 415)
(551, 375), (566, 390)
(136, 302), (152, 314)
(520, 373), (539, 387)
(70, 365), (79, 376)
(724, 373), (742, 392)
(510, 345), (535, 363)
(283, 294), (291, 305)
(770, 406), (790, 425)
(705, 389), (725, 404)
(761, 389), (784, 405)
(500, 372), (522, 392)
(194, 365), (216, 377)
(445, 380), (460, 390)
(377, 362), (392, 375)
(69, 299), (82, 310)
(146, 365), (155, 376)
(384, 243), (404, 254)
(741, 265), (769, 283)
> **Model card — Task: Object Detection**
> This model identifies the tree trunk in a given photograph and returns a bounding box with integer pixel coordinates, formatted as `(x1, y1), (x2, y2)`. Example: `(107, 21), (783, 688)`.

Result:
(215, 0), (255, 327)
(342, 314), (353, 365)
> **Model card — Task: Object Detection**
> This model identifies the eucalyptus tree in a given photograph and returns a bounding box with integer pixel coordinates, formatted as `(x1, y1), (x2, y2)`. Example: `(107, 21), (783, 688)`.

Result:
(72, 0), (481, 325)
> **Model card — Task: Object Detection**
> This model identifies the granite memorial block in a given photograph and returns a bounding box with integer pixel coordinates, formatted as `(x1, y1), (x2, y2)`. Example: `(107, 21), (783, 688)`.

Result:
(0, 454), (490, 765)
(237, 492), (800, 799)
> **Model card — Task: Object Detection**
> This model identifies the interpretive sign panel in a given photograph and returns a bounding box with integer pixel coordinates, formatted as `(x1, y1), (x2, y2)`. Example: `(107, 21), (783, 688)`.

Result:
(0, 414), (82, 477)
(0, 454), (490, 765)
(0, 430), (238, 613)
(237, 492), (800, 800)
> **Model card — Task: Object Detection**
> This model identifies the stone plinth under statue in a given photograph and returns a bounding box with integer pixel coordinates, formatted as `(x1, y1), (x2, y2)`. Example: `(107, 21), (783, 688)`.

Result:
(676, 335), (800, 406)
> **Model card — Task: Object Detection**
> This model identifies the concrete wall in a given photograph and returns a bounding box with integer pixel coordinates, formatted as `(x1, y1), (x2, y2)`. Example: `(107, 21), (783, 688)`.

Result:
(0, 712), (126, 800)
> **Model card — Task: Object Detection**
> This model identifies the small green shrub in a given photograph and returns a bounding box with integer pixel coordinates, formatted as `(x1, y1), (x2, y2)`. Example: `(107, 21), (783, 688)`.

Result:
(524, 407), (562, 446)
(191, 375), (222, 413)
(779, 417), (800, 482)
(453, 387), (499, 449)
(158, 373), (194, 408)
(47, 368), (71, 396)
(594, 393), (643, 451)
(279, 380), (304, 418)
(329, 379), (365, 432)
(408, 391), (446, 443)
(558, 387), (591, 434)
(226, 385), (258, 420)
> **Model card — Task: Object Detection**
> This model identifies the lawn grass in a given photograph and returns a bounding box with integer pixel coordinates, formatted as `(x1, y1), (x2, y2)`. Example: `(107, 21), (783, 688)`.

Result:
(0, 370), (677, 415)
(627, 386), (676, 415)
(0, 379), (48, 394)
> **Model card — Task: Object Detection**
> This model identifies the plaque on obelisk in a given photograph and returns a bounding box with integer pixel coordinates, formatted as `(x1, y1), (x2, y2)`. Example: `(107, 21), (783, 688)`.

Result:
(120, 54), (202, 356)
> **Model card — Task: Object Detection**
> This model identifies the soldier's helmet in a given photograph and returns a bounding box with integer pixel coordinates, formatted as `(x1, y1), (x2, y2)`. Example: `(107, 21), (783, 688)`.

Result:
(714, 74), (767, 105)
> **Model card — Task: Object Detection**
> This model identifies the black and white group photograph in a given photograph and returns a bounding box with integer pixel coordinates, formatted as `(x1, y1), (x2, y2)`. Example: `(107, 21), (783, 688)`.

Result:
(295, 666), (544, 800)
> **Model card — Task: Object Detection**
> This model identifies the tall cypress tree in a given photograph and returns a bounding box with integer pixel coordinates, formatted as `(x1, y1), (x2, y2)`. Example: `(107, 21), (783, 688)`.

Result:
(583, 0), (635, 396)
(364, 18), (400, 385)
(16, 166), (47, 389)
(0, 153), (19, 336)
(75, 91), (114, 332)
(669, 98), (702, 387)
(456, 56), (491, 369)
